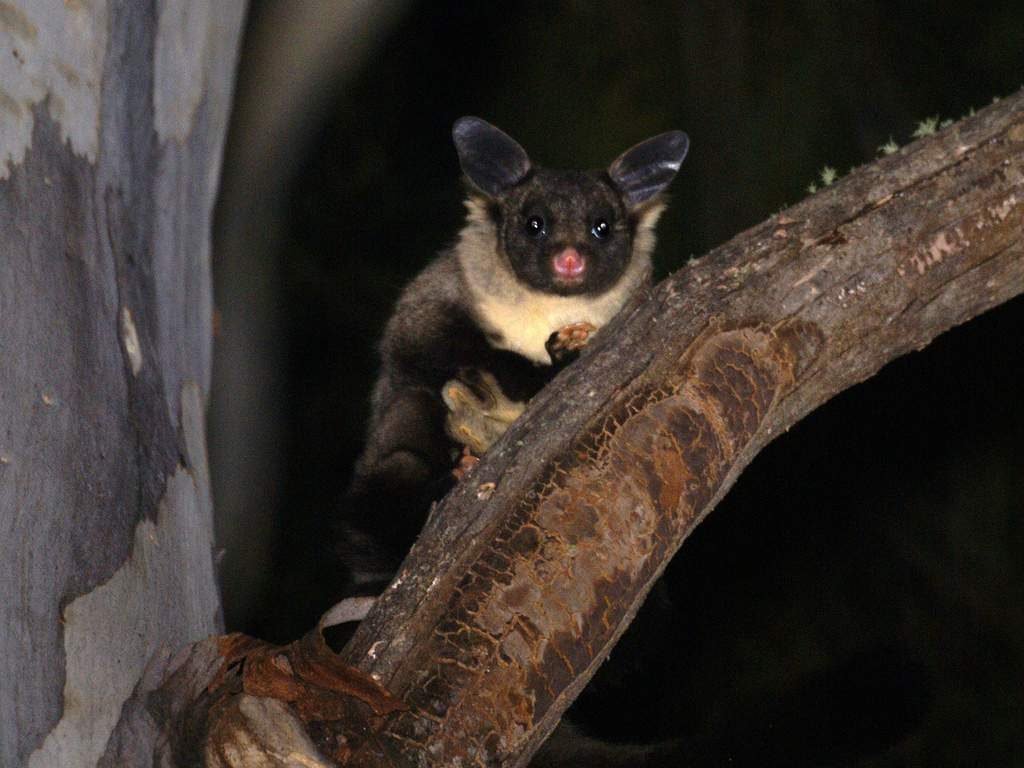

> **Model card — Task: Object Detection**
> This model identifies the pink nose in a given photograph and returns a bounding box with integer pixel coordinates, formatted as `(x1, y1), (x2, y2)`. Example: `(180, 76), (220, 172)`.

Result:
(553, 247), (586, 279)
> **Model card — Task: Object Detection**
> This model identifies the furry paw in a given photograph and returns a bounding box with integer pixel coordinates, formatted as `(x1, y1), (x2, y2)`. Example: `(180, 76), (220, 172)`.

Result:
(546, 321), (597, 362)
(442, 371), (526, 455)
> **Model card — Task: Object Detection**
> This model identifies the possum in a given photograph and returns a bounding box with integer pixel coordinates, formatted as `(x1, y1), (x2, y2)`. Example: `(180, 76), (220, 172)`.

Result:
(341, 116), (688, 588)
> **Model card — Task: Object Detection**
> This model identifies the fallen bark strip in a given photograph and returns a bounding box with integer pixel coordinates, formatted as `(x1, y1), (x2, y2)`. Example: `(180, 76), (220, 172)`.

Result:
(116, 90), (1023, 765)
(335, 91), (1024, 766)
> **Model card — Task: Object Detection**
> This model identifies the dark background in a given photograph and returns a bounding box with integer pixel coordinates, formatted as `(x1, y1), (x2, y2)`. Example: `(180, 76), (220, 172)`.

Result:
(211, 2), (1023, 764)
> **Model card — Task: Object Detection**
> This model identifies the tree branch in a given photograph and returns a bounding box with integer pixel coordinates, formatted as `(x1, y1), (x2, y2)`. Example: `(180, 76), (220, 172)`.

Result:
(338, 90), (1024, 766)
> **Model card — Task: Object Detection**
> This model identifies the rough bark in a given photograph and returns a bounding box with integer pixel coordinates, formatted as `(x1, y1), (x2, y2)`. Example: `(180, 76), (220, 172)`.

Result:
(0, 2), (246, 767)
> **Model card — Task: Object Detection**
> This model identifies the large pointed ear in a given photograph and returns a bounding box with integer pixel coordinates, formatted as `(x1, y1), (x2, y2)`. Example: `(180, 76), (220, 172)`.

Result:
(452, 117), (532, 198)
(608, 130), (689, 209)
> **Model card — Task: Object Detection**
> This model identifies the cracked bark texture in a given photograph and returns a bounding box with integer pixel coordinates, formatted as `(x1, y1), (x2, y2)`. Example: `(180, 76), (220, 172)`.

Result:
(0, 2), (245, 767)
(332, 91), (1024, 767)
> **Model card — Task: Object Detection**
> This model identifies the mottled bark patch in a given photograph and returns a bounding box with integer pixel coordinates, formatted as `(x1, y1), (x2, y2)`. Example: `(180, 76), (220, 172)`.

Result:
(365, 322), (820, 765)
(0, 0), (108, 176)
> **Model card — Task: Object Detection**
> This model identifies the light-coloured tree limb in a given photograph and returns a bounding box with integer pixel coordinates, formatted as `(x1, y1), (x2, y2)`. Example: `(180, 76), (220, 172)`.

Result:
(0, 2), (245, 766)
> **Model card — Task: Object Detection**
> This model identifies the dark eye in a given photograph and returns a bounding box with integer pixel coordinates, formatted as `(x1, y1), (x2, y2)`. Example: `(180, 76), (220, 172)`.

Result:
(591, 218), (610, 240)
(525, 215), (546, 237)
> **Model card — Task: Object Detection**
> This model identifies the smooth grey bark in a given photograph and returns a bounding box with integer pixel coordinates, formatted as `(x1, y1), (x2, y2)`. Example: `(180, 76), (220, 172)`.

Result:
(0, 2), (246, 766)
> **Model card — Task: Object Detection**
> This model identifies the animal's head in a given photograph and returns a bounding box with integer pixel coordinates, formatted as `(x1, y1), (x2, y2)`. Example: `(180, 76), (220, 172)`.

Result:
(452, 116), (689, 296)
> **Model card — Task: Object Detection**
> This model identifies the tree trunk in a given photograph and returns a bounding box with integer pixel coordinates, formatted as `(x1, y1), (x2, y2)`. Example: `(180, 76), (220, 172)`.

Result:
(0, 2), (246, 767)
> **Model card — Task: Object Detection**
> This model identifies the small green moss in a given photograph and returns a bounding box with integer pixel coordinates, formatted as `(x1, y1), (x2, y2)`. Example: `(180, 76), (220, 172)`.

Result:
(820, 166), (837, 186)
(807, 181), (818, 194)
